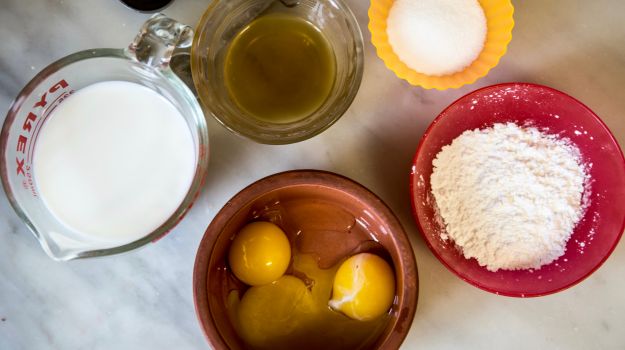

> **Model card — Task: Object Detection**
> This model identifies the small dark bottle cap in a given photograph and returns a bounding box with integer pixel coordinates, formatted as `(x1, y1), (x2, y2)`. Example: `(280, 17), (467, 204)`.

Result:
(118, 0), (174, 13)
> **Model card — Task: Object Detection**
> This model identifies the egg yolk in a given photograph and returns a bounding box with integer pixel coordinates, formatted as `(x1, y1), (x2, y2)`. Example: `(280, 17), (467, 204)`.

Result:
(229, 221), (291, 286)
(236, 275), (315, 348)
(329, 253), (395, 321)
(227, 253), (389, 350)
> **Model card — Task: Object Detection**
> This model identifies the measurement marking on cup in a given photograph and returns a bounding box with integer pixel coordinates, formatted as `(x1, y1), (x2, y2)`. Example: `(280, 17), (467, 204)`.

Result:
(25, 165), (37, 197)
(13, 79), (69, 187)
(27, 90), (74, 164)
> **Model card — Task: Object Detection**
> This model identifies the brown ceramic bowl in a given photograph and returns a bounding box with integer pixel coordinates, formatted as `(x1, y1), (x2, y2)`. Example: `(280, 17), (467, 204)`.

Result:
(193, 170), (418, 349)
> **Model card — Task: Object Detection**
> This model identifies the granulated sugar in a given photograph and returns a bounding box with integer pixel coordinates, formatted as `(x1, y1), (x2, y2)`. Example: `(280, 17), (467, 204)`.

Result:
(386, 0), (486, 76)
(430, 123), (588, 271)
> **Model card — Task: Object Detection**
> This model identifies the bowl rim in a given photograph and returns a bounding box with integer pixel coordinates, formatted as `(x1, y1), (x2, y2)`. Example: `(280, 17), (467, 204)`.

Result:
(193, 169), (419, 349)
(409, 82), (625, 297)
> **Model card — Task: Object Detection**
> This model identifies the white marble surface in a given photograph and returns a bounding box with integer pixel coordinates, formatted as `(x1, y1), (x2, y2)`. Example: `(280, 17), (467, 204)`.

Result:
(1, 0), (624, 349)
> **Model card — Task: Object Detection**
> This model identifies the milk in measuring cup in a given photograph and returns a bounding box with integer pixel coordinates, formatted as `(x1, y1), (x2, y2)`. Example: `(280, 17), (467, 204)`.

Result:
(33, 81), (196, 244)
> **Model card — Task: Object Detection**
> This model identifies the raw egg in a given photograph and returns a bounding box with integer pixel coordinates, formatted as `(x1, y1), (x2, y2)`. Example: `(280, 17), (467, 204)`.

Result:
(229, 221), (291, 286)
(235, 275), (315, 348)
(228, 253), (389, 350)
(329, 253), (395, 321)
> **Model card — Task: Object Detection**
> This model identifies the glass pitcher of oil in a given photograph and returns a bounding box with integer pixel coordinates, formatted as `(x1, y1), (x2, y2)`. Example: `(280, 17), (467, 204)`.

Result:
(191, 0), (364, 144)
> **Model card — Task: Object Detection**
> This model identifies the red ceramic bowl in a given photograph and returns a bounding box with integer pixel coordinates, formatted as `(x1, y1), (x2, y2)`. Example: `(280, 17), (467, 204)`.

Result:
(410, 82), (625, 297)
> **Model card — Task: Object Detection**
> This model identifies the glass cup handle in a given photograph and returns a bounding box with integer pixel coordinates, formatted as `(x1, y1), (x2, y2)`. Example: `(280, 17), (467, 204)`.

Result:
(126, 13), (193, 71)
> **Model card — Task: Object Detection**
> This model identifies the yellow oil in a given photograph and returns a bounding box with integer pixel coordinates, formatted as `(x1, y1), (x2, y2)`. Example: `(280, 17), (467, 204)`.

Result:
(224, 13), (336, 123)
(227, 253), (388, 350)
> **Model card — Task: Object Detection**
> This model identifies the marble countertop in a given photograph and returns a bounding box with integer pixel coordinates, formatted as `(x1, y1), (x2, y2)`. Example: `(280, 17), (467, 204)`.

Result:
(1, 0), (624, 349)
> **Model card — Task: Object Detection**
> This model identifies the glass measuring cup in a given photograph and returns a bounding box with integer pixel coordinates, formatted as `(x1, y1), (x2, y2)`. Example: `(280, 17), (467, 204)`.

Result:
(191, 0), (364, 144)
(0, 14), (209, 261)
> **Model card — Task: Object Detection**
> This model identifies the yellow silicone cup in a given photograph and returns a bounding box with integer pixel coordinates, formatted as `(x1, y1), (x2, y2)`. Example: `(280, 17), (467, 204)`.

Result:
(369, 0), (514, 90)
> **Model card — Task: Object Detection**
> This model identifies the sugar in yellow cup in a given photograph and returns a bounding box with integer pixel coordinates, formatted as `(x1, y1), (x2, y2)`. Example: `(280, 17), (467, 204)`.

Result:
(369, 0), (514, 90)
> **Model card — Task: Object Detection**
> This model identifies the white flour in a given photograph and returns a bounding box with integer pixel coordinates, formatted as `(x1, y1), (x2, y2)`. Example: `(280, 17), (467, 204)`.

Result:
(430, 123), (587, 271)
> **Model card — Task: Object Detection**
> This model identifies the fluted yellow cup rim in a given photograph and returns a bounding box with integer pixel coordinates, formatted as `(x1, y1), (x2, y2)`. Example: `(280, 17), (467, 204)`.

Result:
(369, 0), (514, 90)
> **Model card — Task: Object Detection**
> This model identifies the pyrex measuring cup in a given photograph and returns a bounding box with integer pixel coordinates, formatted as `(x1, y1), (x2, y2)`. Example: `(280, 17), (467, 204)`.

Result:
(0, 14), (209, 261)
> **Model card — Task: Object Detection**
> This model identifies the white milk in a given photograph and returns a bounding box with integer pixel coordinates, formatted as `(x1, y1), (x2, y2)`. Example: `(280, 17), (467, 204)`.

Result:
(33, 81), (196, 244)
